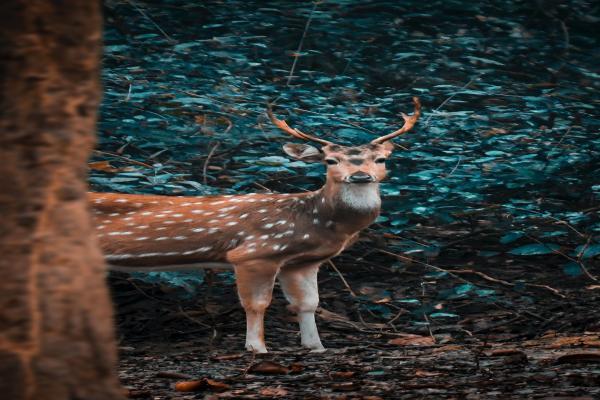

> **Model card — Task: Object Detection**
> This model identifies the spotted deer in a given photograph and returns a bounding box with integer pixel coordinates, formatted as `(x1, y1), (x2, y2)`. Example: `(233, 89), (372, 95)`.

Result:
(91, 98), (421, 353)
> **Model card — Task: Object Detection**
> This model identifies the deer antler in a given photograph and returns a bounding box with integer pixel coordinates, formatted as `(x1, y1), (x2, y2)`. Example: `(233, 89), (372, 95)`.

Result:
(267, 103), (333, 146)
(371, 97), (421, 144)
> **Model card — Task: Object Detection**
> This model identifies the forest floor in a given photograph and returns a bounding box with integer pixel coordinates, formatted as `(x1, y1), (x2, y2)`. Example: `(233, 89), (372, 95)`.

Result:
(111, 236), (600, 399)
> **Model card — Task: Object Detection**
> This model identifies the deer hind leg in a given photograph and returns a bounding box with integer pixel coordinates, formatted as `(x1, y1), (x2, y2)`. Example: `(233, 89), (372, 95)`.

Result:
(233, 261), (279, 353)
(278, 263), (325, 351)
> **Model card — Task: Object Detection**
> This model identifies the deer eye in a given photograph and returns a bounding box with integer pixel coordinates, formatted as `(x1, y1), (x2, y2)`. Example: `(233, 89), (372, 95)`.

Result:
(375, 157), (387, 164)
(325, 158), (339, 165)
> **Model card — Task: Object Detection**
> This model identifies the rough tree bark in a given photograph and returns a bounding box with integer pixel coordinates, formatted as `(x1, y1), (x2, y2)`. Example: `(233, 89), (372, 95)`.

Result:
(0, 2), (124, 399)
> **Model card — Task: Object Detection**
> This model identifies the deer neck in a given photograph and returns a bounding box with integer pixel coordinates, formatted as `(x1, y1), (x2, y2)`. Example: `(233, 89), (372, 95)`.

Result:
(313, 180), (381, 233)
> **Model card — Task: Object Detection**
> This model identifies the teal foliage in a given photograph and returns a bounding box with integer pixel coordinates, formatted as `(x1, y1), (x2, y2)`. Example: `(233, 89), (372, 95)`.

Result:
(97, 0), (599, 292)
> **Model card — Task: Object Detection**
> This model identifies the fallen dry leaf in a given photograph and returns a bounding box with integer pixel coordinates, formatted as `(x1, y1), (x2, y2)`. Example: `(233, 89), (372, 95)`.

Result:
(329, 371), (356, 380)
(414, 369), (442, 377)
(210, 353), (245, 362)
(248, 361), (291, 375)
(89, 160), (120, 173)
(175, 378), (230, 392)
(388, 334), (435, 346)
(555, 352), (600, 365)
(330, 381), (360, 391)
(259, 387), (289, 397)
(432, 344), (464, 353)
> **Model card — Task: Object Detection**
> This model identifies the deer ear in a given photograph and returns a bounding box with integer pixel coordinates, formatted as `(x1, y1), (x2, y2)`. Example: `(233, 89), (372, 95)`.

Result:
(283, 143), (323, 162)
(381, 141), (395, 154)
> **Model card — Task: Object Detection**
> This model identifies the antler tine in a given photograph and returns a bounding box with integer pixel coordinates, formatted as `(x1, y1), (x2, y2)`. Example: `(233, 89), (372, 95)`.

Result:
(267, 103), (332, 146)
(371, 97), (421, 144)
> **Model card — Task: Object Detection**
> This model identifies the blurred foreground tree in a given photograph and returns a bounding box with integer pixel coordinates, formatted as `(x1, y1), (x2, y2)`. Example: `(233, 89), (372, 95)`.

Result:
(0, 2), (124, 399)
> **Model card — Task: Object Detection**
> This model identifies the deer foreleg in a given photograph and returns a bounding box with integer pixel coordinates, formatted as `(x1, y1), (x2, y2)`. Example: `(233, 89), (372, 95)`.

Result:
(234, 262), (279, 353)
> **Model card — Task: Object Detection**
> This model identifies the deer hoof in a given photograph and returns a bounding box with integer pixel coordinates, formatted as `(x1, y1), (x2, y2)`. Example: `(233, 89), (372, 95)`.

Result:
(246, 343), (268, 354)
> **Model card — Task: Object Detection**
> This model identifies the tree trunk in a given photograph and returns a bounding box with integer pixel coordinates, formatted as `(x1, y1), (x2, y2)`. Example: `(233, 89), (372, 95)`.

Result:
(0, 2), (124, 399)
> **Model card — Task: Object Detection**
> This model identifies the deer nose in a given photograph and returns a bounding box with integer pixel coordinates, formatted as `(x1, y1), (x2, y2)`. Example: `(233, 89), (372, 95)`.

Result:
(347, 171), (374, 183)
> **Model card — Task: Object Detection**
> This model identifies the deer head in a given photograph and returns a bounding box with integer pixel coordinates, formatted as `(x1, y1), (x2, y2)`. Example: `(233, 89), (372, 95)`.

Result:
(268, 97), (421, 186)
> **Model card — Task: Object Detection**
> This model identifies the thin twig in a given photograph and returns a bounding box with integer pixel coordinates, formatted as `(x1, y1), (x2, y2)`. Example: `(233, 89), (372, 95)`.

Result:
(499, 204), (586, 238)
(92, 150), (154, 169)
(376, 248), (566, 298)
(286, 1), (321, 86)
(202, 143), (219, 185)
(448, 269), (565, 298)
(447, 155), (462, 177)
(327, 260), (356, 297)
(126, 0), (175, 43)
(575, 236), (599, 282)
(424, 77), (477, 128)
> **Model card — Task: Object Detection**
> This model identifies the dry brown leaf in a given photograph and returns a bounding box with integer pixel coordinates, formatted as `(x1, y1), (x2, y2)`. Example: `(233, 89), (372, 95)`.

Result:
(432, 344), (464, 353)
(259, 387), (289, 397)
(329, 371), (356, 380)
(89, 160), (120, 173)
(388, 335), (435, 346)
(555, 352), (600, 364)
(175, 378), (230, 392)
(414, 369), (441, 377)
(210, 353), (245, 362)
(248, 361), (290, 375)
(330, 381), (360, 391)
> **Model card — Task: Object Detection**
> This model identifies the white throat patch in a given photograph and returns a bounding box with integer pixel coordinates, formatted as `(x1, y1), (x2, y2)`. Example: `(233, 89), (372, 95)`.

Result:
(338, 183), (381, 210)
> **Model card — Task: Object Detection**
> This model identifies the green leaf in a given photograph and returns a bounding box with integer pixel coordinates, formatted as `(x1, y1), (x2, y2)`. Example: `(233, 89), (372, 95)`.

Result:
(500, 231), (524, 244)
(508, 243), (560, 256)
(574, 244), (600, 259)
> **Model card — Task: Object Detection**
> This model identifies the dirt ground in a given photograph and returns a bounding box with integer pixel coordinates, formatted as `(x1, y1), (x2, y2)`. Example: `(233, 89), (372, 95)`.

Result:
(111, 239), (600, 399)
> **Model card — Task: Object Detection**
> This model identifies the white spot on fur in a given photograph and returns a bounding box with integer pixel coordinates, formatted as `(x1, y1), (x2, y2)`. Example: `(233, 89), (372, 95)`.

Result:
(155, 237), (168, 241)
(135, 237), (149, 241)
(240, 213), (249, 219)
(136, 225), (149, 229)
(263, 223), (274, 229)
(303, 234), (310, 240)
(226, 221), (238, 226)
(174, 236), (187, 240)
(116, 199), (128, 203)
(192, 228), (206, 233)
